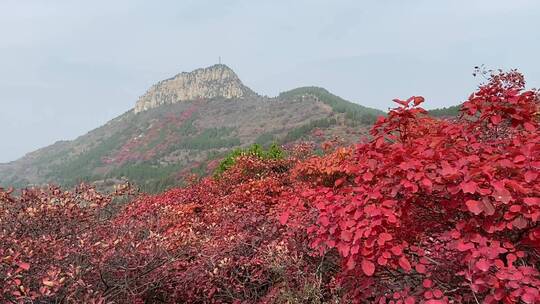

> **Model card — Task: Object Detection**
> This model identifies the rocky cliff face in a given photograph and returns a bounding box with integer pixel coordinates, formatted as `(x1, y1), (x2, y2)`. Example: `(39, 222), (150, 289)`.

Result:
(134, 64), (255, 113)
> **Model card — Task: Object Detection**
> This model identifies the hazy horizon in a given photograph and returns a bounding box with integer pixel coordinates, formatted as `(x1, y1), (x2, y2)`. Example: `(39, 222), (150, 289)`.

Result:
(1, 0), (539, 162)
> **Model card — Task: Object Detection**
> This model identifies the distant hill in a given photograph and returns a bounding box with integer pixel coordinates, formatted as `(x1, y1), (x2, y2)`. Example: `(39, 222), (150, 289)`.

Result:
(428, 104), (461, 117)
(279, 87), (383, 124)
(0, 64), (385, 192)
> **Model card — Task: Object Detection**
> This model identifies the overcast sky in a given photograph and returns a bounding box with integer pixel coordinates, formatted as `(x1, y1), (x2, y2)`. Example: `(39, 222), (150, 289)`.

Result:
(1, 0), (539, 162)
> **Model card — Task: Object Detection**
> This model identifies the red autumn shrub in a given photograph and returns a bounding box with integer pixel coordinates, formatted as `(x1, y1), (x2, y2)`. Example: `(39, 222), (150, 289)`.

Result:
(93, 151), (339, 303)
(2, 147), (334, 303)
(295, 70), (540, 303)
(0, 183), (135, 302)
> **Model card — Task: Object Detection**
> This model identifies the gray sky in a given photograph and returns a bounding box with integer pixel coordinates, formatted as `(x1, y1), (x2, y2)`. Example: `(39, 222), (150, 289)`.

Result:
(1, 0), (539, 163)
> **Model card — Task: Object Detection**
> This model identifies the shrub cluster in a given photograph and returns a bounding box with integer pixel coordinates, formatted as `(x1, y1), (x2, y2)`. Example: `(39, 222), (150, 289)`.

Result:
(291, 70), (539, 303)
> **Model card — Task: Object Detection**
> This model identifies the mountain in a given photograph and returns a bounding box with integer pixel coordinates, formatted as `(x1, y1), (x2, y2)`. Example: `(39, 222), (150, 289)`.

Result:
(0, 64), (386, 192)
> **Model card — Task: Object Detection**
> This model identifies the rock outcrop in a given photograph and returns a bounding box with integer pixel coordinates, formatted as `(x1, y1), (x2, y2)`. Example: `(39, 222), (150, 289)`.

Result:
(134, 64), (255, 113)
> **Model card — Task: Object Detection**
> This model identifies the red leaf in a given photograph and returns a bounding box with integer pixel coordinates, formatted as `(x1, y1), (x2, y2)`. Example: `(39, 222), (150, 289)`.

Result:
(279, 212), (290, 225)
(509, 205), (521, 213)
(513, 155), (526, 163)
(415, 263), (427, 273)
(465, 200), (483, 215)
(413, 96), (425, 106)
(456, 241), (474, 252)
(363, 171), (374, 181)
(524, 197), (539, 206)
(341, 230), (353, 242)
(346, 257), (356, 270)
(522, 292), (538, 304)
(421, 178), (433, 188)
(377, 256), (388, 266)
(450, 230), (461, 239)
(393, 98), (409, 107)
(440, 161), (458, 177)
(506, 253), (517, 266)
(461, 181), (477, 194)
(523, 122), (536, 132)
(377, 232), (393, 246)
(399, 256), (412, 272)
(524, 171), (538, 183)
(425, 300), (447, 304)
(512, 216), (527, 229)
(433, 289), (443, 299)
(361, 259), (375, 276)
(494, 259), (505, 268)
(391, 245), (403, 256)
(375, 136), (385, 148)
(337, 242), (350, 257)
(475, 258), (490, 272)
(490, 114), (502, 125)
(319, 216), (330, 227)
(17, 262), (30, 271)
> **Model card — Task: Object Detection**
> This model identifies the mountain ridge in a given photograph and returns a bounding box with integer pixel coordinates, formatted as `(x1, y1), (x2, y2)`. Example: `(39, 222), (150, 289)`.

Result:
(3, 64), (458, 192)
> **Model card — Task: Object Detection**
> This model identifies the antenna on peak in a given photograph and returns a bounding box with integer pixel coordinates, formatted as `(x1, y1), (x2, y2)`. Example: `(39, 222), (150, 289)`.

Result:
(218, 56), (222, 65)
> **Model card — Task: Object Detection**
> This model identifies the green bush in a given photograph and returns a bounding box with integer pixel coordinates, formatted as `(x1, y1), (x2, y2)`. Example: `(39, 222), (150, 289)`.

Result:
(214, 143), (285, 176)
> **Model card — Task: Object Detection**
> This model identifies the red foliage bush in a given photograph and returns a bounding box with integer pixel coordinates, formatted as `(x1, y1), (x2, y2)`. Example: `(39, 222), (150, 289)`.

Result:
(294, 70), (540, 303)
(99, 151), (333, 303)
(1, 70), (538, 303)
(0, 184), (135, 302)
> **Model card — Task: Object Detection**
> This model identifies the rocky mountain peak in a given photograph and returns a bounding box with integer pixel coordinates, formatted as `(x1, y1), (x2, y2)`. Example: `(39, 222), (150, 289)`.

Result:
(134, 64), (255, 113)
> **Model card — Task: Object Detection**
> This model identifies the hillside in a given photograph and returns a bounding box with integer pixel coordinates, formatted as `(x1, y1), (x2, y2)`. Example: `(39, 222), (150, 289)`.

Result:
(427, 104), (461, 117)
(0, 64), (385, 192)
